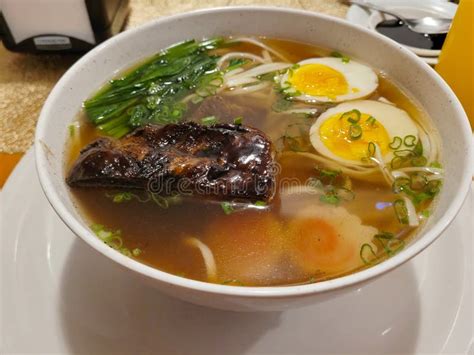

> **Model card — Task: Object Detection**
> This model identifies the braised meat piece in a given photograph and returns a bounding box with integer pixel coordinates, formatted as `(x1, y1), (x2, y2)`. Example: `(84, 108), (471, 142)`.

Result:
(66, 122), (275, 202)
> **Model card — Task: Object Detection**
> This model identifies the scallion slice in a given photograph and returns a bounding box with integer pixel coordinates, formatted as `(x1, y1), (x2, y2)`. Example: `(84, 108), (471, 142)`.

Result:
(403, 135), (417, 147)
(341, 109), (361, 123)
(221, 202), (234, 215)
(201, 115), (218, 126)
(393, 199), (409, 224)
(349, 124), (362, 140)
(360, 243), (377, 265)
(389, 136), (402, 150)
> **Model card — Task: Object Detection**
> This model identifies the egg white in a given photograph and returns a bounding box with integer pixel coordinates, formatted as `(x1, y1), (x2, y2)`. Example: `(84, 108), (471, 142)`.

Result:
(310, 100), (419, 166)
(280, 57), (379, 103)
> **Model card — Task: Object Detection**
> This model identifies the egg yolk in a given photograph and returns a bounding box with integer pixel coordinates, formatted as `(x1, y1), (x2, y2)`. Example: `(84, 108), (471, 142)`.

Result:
(289, 64), (349, 98)
(318, 112), (390, 161)
(288, 217), (354, 273)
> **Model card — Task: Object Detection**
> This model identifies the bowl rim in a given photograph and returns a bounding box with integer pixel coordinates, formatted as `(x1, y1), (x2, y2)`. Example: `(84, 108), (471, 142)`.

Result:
(35, 5), (473, 298)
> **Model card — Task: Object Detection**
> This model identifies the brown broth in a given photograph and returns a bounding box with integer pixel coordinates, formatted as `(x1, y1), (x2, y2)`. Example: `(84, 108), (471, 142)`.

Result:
(67, 37), (437, 286)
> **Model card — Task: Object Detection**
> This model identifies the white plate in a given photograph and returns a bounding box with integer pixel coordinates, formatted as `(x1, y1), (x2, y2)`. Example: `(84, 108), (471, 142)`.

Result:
(346, 0), (457, 59)
(1, 150), (473, 354)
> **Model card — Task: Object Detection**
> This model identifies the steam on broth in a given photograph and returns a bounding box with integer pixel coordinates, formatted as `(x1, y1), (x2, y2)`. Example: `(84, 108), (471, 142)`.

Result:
(66, 37), (443, 286)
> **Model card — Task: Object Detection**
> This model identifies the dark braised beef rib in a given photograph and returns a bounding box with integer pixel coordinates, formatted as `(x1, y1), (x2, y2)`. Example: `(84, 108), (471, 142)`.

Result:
(66, 122), (275, 202)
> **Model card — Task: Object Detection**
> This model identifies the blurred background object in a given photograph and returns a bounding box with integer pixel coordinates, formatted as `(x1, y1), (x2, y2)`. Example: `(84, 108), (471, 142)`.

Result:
(435, 0), (473, 130)
(345, 0), (458, 65)
(0, 0), (130, 53)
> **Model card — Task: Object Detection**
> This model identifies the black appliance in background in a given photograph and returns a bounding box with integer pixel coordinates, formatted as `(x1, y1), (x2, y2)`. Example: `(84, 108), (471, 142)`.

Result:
(0, 0), (130, 53)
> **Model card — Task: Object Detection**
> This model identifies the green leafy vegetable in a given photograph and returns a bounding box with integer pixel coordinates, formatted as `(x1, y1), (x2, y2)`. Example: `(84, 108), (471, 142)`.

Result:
(254, 201), (267, 207)
(84, 38), (225, 137)
(226, 58), (248, 72)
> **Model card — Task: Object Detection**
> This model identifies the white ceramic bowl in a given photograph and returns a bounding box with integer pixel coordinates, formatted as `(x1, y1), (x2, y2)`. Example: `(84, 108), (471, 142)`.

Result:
(35, 6), (473, 312)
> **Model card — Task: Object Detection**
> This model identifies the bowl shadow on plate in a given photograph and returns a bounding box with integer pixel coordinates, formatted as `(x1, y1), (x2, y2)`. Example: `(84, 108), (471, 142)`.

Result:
(59, 237), (421, 354)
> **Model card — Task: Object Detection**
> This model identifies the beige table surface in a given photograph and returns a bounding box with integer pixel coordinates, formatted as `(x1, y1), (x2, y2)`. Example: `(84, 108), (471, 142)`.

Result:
(0, 0), (348, 185)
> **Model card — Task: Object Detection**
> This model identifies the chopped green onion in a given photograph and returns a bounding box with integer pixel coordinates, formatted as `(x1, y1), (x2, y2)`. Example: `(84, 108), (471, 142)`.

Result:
(226, 58), (249, 72)
(429, 161), (443, 168)
(386, 238), (405, 255)
(233, 116), (243, 125)
(320, 193), (340, 205)
(132, 248), (142, 257)
(421, 209), (431, 218)
(90, 224), (138, 257)
(68, 124), (76, 137)
(392, 177), (411, 194)
(367, 142), (376, 157)
(374, 231), (405, 256)
(360, 243), (377, 265)
(107, 192), (133, 203)
(341, 109), (361, 123)
(389, 136), (403, 150)
(427, 180), (442, 194)
(374, 231), (394, 240)
(393, 199), (409, 224)
(410, 173), (427, 190)
(201, 115), (218, 126)
(391, 156), (406, 169)
(317, 167), (341, 179)
(349, 124), (362, 140)
(413, 139), (423, 156)
(366, 116), (377, 126)
(221, 201), (234, 215)
(411, 156), (427, 167)
(331, 51), (350, 63)
(254, 201), (267, 207)
(403, 135), (417, 147)
(394, 149), (413, 158)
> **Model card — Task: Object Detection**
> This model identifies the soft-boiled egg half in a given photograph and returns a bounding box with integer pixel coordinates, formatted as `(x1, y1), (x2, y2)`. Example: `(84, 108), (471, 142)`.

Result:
(280, 57), (378, 103)
(310, 100), (419, 166)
